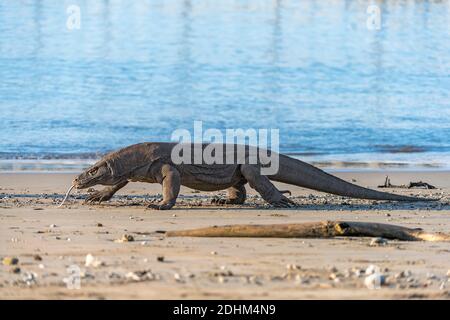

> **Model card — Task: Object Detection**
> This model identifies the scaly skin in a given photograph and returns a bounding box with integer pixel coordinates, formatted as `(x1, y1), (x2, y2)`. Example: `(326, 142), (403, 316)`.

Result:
(72, 142), (436, 210)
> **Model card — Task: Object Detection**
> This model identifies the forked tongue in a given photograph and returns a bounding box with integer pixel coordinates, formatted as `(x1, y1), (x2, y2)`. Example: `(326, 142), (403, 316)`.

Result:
(58, 185), (75, 207)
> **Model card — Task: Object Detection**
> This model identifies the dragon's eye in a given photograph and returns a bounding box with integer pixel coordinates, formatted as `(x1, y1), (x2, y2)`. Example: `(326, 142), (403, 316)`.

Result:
(88, 168), (98, 176)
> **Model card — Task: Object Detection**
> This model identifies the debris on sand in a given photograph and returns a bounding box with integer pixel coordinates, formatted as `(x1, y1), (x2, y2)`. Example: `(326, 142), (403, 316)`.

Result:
(157, 256), (165, 262)
(364, 273), (386, 289)
(115, 234), (135, 243)
(174, 273), (183, 283)
(365, 265), (381, 275)
(370, 237), (388, 246)
(395, 270), (412, 279)
(286, 264), (301, 271)
(11, 267), (21, 274)
(378, 176), (436, 189)
(125, 270), (155, 282)
(2, 257), (19, 266)
(33, 254), (42, 261)
(22, 272), (37, 286)
(85, 254), (105, 268)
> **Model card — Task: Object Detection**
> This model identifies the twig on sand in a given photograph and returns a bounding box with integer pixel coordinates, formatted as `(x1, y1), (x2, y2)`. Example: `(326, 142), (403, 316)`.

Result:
(166, 221), (450, 242)
(378, 176), (436, 189)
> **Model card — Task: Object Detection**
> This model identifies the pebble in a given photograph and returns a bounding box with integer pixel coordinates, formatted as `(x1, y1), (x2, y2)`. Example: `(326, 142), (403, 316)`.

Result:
(328, 266), (338, 273)
(2, 257), (19, 266)
(96, 223), (103, 227)
(365, 264), (381, 275)
(364, 273), (385, 289)
(286, 264), (301, 271)
(125, 270), (155, 282)
(370, 237), (388, 246)
(49, 224), (57, 228)
(85, 254), (105, 268)
(395, 270), (412, 279)
(157, 256), (165, 262)
(22, 272), (37, 286)
(210, 251), (217, 255)
(33, 255), (42, 261)
(174, 273), (183, 282)
(426, 273), (438, 280)
(116, 234), (135, 243)
(295, 275), (309, 284)
(11, 267), (21, 274)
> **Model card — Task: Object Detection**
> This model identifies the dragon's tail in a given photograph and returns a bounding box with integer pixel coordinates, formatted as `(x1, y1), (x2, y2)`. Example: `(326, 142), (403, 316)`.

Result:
(271, 155), (437, 202)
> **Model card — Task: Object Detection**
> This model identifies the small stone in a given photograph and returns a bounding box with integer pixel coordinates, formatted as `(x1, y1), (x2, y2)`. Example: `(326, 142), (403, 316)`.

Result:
(286, 264), (301, 271)
(125, 272), (141, 281)
(426, 273), (437, 280)
(38, 264), (45, 269)
(141, 241), (149, 246)
(364, 273), (385, 289)
(125, 270), (154, 282)
(49, 224), (57, 228)
(210, 251), (217, 255)
(157, 256), (165, 262)
(2, 257), (19, 266)
(22, 272), (37, 286)
(329, 273), (339, 280)
(11, 267), (21, 274)
(116, 234), (134, 242)
(85, 254), (105, 267)
(370, 237), (388, 246)
(446, 270), (450, 277)
(328, 266), (338, 273)
(96, 223), (103, 227)
(365, 264), (381, 275)
(218, 276), (226, 283)
(295, 274), (309, 284)
(33, 255), (42, 261)
(174, 273), (182, 282)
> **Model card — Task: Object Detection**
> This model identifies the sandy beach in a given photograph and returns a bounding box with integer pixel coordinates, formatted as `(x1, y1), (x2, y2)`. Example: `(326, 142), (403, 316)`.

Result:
(1, 171), (449, 299)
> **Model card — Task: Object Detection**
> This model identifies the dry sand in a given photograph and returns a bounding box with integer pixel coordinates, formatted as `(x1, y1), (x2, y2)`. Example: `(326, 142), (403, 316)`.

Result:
(1, 171), (449, 299)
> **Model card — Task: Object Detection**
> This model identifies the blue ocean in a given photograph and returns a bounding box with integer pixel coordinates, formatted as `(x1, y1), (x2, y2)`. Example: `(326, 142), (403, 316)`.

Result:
(0, 0), (449, 170)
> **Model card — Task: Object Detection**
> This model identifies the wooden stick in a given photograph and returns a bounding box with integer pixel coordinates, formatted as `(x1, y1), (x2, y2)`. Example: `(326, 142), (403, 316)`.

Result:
(166, 221), (450, 242)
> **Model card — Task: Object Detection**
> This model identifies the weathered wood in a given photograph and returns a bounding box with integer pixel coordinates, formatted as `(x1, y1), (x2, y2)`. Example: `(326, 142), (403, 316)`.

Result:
(166, 221), (450, 242)
(378, 176), (436, 189)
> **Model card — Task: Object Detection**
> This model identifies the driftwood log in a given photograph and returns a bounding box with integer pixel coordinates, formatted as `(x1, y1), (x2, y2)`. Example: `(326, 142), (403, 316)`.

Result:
(378, 176), (436, 189)
(166, 221), (450, 242)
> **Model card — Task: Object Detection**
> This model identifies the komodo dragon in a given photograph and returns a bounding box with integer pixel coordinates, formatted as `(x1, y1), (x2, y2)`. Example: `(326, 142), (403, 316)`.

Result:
(66, 142), (435, 210)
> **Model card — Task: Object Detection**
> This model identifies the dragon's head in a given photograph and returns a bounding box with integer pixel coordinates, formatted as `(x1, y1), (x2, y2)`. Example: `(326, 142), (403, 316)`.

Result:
(73, 159), (121, 189)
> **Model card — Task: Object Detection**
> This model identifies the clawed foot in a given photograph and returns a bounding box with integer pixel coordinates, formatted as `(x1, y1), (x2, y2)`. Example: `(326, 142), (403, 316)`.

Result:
(84, 190), (114, 204)
(271, 196), (297, 208)
(211, 197), (227, 205)
(211, 197), (244, 205)
(147, 203), (174, 210)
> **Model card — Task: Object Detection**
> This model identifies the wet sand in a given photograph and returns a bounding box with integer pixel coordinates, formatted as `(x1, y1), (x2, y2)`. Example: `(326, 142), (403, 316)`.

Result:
(1, 171), (449, 299)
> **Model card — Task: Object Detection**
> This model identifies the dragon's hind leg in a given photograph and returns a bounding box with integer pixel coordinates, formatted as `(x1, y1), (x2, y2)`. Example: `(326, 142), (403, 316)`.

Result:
(211, 184), (247, 205)
(240, 164), (296, 208)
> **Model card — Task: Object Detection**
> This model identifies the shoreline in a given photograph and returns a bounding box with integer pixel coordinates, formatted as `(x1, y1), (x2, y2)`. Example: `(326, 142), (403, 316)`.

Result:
(0, 159), (449, 173)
